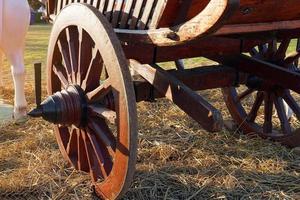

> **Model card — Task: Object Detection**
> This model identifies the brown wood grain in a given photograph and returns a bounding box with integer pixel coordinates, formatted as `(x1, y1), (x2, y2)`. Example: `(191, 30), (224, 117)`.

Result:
(159, 0), (300, 27)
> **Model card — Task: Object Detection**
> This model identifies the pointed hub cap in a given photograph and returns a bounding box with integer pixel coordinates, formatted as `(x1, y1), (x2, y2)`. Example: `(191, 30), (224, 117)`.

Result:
(28, 85), (87, 127)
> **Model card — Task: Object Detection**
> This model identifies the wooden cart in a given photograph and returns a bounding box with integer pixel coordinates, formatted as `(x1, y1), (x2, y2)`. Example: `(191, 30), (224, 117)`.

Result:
(29, 0), (300, 199)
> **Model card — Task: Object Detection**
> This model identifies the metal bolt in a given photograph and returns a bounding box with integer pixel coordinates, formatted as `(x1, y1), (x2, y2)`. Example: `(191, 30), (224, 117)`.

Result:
(241, 7), (252, 15)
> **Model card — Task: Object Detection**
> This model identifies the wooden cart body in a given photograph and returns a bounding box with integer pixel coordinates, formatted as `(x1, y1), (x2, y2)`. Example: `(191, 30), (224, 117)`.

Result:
(45, 0), (300, 62)
(48, 0), (300, 31)
(28, 1), (300, 199)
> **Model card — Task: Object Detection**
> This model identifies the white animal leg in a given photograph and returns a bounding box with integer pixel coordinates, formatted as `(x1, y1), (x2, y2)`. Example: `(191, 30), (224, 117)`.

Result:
(6, 50), (27, 120)
(0, 50), (3, 87)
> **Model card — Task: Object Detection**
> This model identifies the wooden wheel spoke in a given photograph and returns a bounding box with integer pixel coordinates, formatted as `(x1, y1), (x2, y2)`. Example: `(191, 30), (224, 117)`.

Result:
(81, 47), (101, 91)
(66, 128), (78, 159)
(77, 130), (89, 171)
(274, 39), (291, 60)
(258, 44), (267, 54)
(283, 90), (300, 120)
(266, 40), (277, 59)
(296, 38), (300, 51)
(88, 119), (116, 158)
(237, 88), (254, 102)
(86, 131), (111, 178)
(57, 39), (73, 82)
(274, 97), (292, 134)
(77, 28), (94, 87)
(53, 64), (69, 88)
(263, 93), (274, 133)
(284, 51), (300, 65)
(82, 130), (99, 182)
(249, 48), (259, 57)
(66, 27), (79, 83)
(247, 92), (264, 122)
(58, 126), (70, 148)
(86, 78), (112, 103)
(295, 38), (300, 66)
(88, 105), (116, 124)
(76, 27), (83, 85)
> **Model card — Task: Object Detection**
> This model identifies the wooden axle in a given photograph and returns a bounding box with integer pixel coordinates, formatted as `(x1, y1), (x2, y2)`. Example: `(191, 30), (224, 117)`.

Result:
(133, 65), (243, 102)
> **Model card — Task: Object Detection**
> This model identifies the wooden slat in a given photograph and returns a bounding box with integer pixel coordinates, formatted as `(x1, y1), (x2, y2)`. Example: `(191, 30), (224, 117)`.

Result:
(98, 0), (106, 13)
(129, 0), (144, 29)
(56, 0), (62, 14)
(53, 0), (167, 30)
(149, 0), (167, 29)
(112, 0), (124, 28)
(138, 0), (155, 29)
(105, 0), (115, 21)
(93, 0), (99, 7)
(62, 0), (67, 7)
(119, 0), (134, 28)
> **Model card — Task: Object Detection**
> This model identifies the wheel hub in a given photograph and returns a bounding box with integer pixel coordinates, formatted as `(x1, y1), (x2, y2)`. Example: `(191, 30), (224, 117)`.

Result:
(28, 85), (87, 127)
(245, 58), (298, 92)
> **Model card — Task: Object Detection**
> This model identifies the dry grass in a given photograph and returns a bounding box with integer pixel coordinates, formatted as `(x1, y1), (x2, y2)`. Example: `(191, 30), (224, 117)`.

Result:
(1, 83), (300, 199)
(0, 25), (300, 200)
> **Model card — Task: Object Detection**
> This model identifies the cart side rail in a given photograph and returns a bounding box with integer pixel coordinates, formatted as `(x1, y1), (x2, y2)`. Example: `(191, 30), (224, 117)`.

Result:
(47, 0), (168, 29)
(46, 0), (239, 46)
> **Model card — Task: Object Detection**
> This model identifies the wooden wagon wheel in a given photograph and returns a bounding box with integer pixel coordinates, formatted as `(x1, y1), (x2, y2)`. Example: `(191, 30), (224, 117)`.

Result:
(46, 4), (137, 199)
(223, 38), (300, 147)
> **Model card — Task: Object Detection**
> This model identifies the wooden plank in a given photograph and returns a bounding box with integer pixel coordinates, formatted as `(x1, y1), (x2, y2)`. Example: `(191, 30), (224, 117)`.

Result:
(105, 0), (115, 21)
(49, 0), (300, 30)
(215, 20), (300, 36)
(149, 0), (168, 28)
(56, 0), (62, 14)
(133, 65), (239, 102)
(112, 0), (124, 28)
(123, 37), (243, 63)
(62, 0), (67, 7)
(98, 0), (106, 13)
(138, 0), (155, 29)
(92, 0), (99, 8)
(158, 0), (300, 28)
(130, 60), (223, 132)
(116, 0), (239, 46)
(119, 0), (134, 28)
(129, 0), (144, 29)
(214, 54), (300, 94)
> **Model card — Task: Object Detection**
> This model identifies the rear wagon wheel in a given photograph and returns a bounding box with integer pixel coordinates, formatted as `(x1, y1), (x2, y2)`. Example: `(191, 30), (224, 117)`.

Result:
(223, 38), (300, 147)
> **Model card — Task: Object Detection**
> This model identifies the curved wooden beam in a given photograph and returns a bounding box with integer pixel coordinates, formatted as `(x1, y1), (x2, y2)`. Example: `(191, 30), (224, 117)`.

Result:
(116, 0), (240, 46)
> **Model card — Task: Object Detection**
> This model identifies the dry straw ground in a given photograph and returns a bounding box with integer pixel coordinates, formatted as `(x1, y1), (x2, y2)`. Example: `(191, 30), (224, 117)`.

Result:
(0, 25), (299, 200)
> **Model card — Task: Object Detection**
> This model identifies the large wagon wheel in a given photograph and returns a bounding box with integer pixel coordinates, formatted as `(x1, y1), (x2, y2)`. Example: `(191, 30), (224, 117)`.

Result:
(223, 38), (300, 147)
(46, 4), (137, 199)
